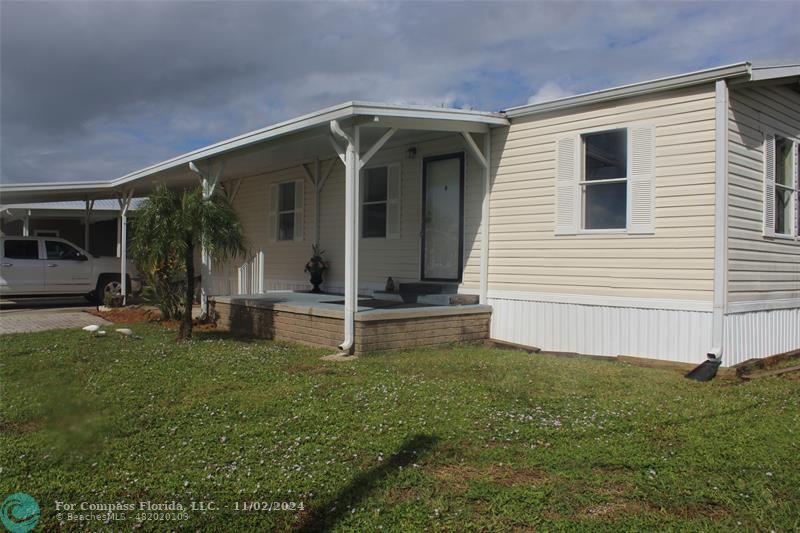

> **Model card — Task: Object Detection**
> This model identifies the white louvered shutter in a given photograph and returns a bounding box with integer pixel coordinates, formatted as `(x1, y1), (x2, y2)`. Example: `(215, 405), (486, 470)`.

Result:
(555, 136), (579, 235)
(294, 179), (304, 241)
(628, 125), (656, 234)
(386, 163), (401, 239)
(763, 133), (775, 237)
(269, 183), (278, 242)
(794, 142), (799, 239)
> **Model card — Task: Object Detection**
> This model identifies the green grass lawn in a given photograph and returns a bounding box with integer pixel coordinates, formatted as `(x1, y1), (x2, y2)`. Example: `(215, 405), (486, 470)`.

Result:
(1, 325), (799, 531)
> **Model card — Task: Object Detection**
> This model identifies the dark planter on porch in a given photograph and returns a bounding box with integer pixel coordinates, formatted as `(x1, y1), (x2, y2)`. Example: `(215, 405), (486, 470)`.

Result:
(304, 245), (329, 294)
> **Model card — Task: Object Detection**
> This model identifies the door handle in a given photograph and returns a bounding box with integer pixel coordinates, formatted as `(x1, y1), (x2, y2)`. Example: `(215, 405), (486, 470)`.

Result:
(47, 263), (58, 268)
(1, 263), (11, 267)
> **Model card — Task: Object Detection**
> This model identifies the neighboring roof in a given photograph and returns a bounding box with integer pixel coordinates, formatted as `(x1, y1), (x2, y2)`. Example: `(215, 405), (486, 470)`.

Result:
(0, 199), (143, 212)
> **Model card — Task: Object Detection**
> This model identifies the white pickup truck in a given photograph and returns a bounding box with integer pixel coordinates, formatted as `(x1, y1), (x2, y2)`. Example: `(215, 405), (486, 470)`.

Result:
(0, 236), (141, 302)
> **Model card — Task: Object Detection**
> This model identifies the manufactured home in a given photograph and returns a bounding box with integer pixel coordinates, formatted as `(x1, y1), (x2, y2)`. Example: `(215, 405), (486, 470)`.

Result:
(2, 62), (798, 366)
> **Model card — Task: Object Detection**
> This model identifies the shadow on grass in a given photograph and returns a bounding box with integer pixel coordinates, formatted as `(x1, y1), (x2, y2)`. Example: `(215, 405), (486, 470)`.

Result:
(297, 434), (439, 532)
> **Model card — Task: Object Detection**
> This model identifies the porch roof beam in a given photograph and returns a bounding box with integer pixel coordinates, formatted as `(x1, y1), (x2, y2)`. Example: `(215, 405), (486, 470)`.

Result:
(221, 178), (243, 203)
(318, 158), (337, 192)
(359, 127), (397, 170)
(461, 131), (488, 169)
(300, 162), (316, 186)
(328, 134), (347, 164)
(189, 160), (224, 199)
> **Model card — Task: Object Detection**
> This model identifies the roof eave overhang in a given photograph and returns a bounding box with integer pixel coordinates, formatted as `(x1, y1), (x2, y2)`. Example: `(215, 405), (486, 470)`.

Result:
(504, 62), (753, 119)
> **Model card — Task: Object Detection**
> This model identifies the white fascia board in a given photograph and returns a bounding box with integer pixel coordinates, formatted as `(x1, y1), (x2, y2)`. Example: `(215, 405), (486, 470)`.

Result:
(350, 101), (508, 125)
(504, 62), (752, 118)
(748, 64), (800, 82)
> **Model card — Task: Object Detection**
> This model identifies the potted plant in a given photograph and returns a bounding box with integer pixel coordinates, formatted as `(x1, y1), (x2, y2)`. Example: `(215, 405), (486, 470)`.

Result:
(304, 244), (329, 293)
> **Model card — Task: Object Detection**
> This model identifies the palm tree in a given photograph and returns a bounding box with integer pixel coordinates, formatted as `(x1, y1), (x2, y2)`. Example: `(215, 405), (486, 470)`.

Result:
(132, 184), (245, 339)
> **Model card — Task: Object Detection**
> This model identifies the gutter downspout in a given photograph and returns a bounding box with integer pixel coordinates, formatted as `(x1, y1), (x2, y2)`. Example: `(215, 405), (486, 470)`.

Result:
(330, 120), (359, 353)
(710, 79), (729, 362)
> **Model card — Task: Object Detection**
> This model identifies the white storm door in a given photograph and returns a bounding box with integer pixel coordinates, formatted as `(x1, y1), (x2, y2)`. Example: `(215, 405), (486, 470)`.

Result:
(422, 153), (464, 281)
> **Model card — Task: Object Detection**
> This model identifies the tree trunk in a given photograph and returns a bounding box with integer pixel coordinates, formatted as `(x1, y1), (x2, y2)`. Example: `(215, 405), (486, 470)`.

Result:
(179, 236), (194, 340)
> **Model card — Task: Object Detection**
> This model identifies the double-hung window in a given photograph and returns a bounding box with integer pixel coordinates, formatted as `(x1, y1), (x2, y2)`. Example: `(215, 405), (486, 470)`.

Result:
(555, 125), (655, 235)
(361, 163), (401, 239)
(362, 166), (388, 238)
(582, 129), (628, 230)
(269, 180), (304, 242)
(764, 134), (798, 238)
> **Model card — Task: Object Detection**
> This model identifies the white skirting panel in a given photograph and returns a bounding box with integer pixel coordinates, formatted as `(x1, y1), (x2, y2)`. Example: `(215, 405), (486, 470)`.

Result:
(488, 297), (713, 364)
(724, 307), (800, 366)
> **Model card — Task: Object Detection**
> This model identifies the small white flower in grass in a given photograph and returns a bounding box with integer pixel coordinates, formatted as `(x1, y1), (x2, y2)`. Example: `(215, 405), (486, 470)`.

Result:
(183, 480), (189, 487)
(766, 471), (773, 477)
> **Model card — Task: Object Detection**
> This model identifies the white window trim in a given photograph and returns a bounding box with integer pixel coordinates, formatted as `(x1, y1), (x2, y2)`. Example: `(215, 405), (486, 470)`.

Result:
(276, 180), (297, 242)
(361, 165), (389, 240)
(578, 127), (629, 234)
(767, 134), (799, 241)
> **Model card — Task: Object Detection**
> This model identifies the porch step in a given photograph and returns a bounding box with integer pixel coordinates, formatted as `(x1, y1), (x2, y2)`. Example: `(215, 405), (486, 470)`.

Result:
(372, 290), (478, 306)
(398, 282), (458, 295)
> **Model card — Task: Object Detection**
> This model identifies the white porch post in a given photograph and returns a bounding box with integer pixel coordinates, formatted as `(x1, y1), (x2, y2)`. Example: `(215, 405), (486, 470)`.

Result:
(84, 199), (94, 253)
(330, 120), (360, 353)
(461, 131), (491, 305)
(116, 215), (122, 257)
(118, 191), (133, 305)
(22, 210), (30, 236)
(189, 161), (223, 318)
(480, 133), (491, 305)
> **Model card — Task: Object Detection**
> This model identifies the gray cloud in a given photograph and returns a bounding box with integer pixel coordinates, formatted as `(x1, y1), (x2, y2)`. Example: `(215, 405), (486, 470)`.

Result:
(1, 0), (798, 183)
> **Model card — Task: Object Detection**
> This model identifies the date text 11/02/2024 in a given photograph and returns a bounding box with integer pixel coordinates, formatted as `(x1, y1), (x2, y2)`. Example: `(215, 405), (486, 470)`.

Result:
(54, 500), (305, 513)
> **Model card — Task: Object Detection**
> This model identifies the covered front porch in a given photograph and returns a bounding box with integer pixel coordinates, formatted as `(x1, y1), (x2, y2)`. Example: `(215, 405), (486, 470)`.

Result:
(200, 102), (507, 352)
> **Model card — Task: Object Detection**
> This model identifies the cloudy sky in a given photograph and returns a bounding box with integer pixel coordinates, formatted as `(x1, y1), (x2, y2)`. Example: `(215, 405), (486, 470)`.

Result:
(1, 0), (798, 184)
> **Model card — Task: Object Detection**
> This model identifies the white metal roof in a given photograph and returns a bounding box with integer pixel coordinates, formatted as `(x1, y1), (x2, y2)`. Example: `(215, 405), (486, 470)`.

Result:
(503, 62), (753, 118)
(2, 62), (799, 204)
(0, 101), (507, 204)
(503, 61), (800, 118)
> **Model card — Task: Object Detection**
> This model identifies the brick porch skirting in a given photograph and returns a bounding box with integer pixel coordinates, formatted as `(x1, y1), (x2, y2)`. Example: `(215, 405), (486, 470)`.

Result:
(211, 297), (491, 354)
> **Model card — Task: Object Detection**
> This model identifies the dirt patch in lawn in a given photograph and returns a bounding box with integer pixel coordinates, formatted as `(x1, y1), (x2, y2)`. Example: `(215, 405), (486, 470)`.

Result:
(88, 305), (161, 324)
(0, 419), (44, 434)
(88, 306), (217, 332)
(430, 464), (550, 489)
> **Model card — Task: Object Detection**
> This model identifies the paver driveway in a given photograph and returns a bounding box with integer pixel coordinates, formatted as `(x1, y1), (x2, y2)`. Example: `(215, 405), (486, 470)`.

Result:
(0, 302), (110, 334)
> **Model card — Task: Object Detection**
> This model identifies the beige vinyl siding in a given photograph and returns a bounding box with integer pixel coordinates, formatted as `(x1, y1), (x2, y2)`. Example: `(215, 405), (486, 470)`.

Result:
(490, 83), (718, 301)
(218, 133), (484, 294)
(217, 165), (315, 291)
(727, 85), (800, 303)
(321, 134), (484, 292)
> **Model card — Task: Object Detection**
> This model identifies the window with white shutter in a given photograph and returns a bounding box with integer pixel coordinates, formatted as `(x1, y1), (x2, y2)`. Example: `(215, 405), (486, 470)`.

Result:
(554, 136), (579, 235)
(554, 125), (656, 235)
(763, 133), (776, 237)
(627, 125), (656, 234)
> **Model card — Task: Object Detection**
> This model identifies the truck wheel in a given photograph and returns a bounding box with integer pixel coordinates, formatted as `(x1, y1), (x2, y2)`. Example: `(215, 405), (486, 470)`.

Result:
(95, 275), (124, 304)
